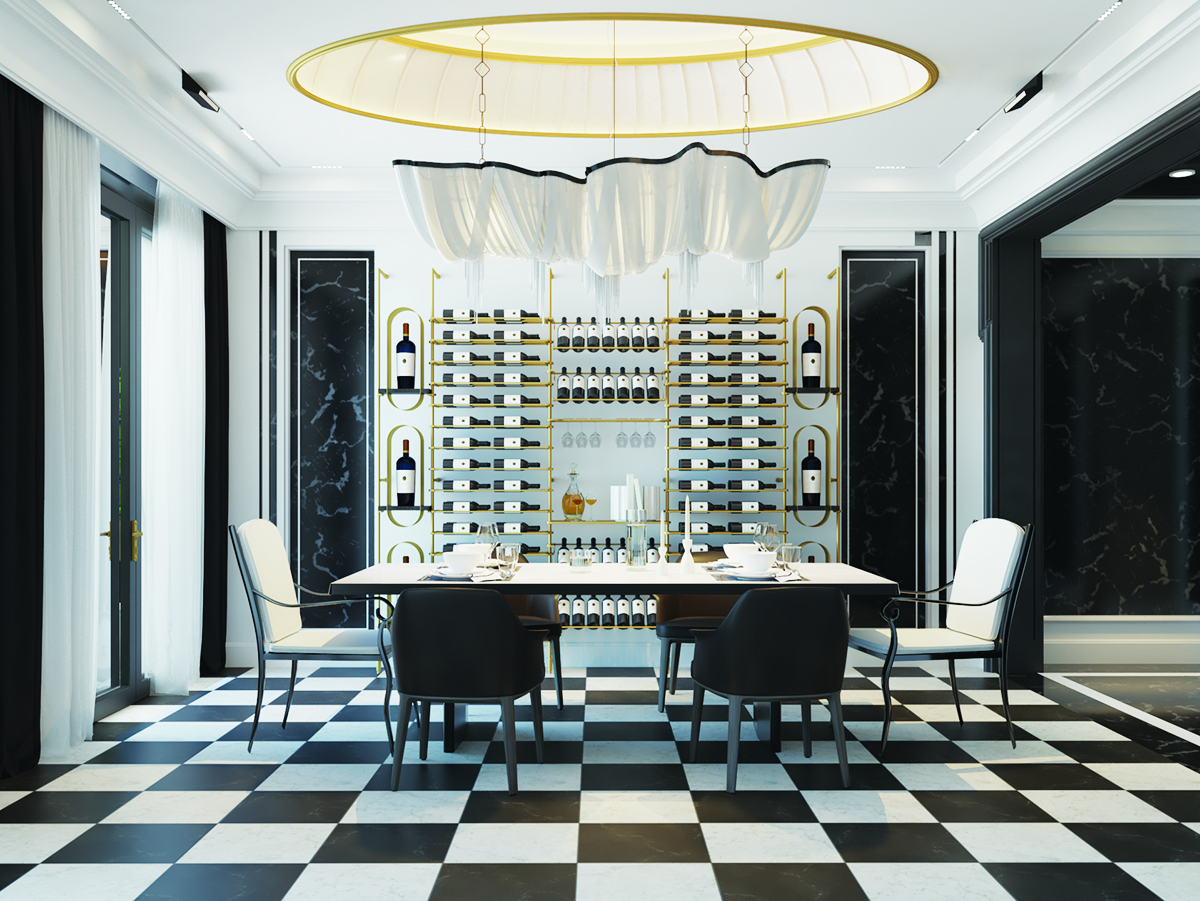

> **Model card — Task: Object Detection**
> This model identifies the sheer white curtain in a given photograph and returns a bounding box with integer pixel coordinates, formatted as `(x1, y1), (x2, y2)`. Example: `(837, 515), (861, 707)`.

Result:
(40, 108), (100, 760)
(142, 183), (205, 696)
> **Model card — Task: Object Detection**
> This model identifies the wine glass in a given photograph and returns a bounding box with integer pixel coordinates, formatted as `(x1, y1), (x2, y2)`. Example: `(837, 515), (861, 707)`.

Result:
(477, 522), (499, 560)
(577, 427), (589, 449)
(751, 522), (767, 550)
(590, 428), (602, 448)
(616, 428), (628, 448)
(643, 430), (656, 448)
(561, 430), (574, 448)
(584, 492), (598, 520)
(497, 543), (520, 578)
(758, 524), (782, 555)
(629, 430), (642, 448)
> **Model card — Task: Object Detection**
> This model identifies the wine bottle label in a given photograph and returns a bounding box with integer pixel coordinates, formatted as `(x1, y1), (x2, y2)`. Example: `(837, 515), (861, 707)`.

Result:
(453, 394), (471, 405)
(451, 501), (470, 512)
(503, 459), (521, 470)
(501, 416), (521, 426)
(449, 351), (470, 363)
(502, 480), (522, 490)
(738, 372), (759, 384)
(501, 372), (519, 384)
(397, 351), (416, 376)
(452, 523), (471, 534)
(502, 522), (522, 534)
(739, 501), (760, 512)
(602, 550), (615, 563)
(691, 522), (709, 534)
(736, 351), (759, 362)
(740, 437), (760, 448)
(497, 329), (518, 342)
(452, 459), (471, 470)
(682, 480), (710, 490)
(687, 395), (709, 405)
(735, 480), (760, 490)
(683, 352), (708, 362)
(450, 415), (470, 426)
(500, 437), (520, 448)
(398, 470), (414, 491)
(686, 373), (708, 384)
(501, 351), (522, 363)
(452, 372), (470, 384)
(452, 480), (472, 490)
(803, 468), (822, 494)
(692, 501), (710, 512)
(736, 416), (759, 427)
(684, 416), (708, 426)
(502, 309), (521, 320)
(685, 459), (708, 469)
(452, 329), (470, 342)
(803, 352), (822, 378)
(738, 395), (760, 405)
(691, 543), (710, 553)
(687, 437), (709, 448)
(450, 437), (468, 448)
(502, 394), (521, 405)
(617, 549), (627, 563)
(736, 308), (758, 320)
(688, 309), (710, 320)
(734, 330), (758, 342)
(736, 459), (759, 469)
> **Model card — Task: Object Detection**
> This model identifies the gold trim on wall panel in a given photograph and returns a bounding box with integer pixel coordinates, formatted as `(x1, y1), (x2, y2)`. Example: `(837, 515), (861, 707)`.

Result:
(384, 424), (427, 527)
(384, 305), (426, 412)
(796, 540), (831, 562)
(791, 423), (835, 528)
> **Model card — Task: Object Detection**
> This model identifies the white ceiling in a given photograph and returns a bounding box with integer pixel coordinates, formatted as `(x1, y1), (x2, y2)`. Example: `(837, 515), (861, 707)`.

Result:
(21, 0), (1171, 197)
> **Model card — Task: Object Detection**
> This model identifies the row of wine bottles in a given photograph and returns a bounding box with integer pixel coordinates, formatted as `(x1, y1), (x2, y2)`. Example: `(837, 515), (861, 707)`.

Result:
(556, 317), (660, 350)
(442, 500), (541, 512)
(676, 394), (778, 406)
(677, 437), (776, 448)
(557, 367), (660, 402)
(441, 458), (542, 470)
(555, 536), (660, 564)
(560, 596), (658, 628)
(443, 522), (544, 534)
(442, 437), (543, 449)
(678, 459), (778, 470)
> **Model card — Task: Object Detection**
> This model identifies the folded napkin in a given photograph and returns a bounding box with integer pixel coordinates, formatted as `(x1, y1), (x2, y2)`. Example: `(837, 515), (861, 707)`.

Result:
(427, 569), (503, 582)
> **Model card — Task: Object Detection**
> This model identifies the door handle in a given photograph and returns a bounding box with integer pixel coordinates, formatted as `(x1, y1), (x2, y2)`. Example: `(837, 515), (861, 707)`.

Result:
(130, 519), (143, 563)
(100, 522), (112, 561)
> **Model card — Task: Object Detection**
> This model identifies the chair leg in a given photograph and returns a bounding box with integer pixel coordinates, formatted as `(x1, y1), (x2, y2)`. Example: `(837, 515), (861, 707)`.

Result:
(418, 700), (432, 760)
(802, 701), (813, 759)
(947, 659), (964, 725)
(998, 654), (1016, 749)
(389, 694), (414, 791)
(670, 640), (683, 694)
(689, 686), (705, 763)
(281, 660), (298, 729)
(530, 689), (545, 764)
(657, 638), (672, 713)
(378, 636), (394, 748)
(879, 643), (899, 757)
(829, 694), (850, 789)
(726, 694), (743, 794)
(247, 658), (267, 752)
(500, 697), (520, 795)
(550, 634), (564, 710)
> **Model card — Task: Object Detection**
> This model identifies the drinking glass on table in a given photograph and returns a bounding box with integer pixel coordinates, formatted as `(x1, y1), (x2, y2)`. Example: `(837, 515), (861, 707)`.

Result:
(777, 544), (803, 572)
(758, 524), (782, 554)
(497, 543), (520, 578)
(751, 522), (767, 550)
(477, 523), (499, 560)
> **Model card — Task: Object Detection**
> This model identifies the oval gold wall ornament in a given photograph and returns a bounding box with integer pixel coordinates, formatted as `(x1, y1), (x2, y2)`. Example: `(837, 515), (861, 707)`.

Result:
(287, 13), (937, 138)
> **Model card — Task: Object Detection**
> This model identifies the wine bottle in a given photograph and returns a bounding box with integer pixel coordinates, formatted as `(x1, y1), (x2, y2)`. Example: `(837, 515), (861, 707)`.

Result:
(631, 368), (645, 401)
(802, 438), (822, 506)
(646, 597), (657, 626)
(558, 597), (571, 624)
(646, 538), (659, 563)
(678, 416), (725, 426)
(492, 436), (542, 448)
(602, 538), (615, 563)
(396, 439), (416, 506)
(678, 479), (721, 490)
(443, 500), (490, 512)
(557, 317), (571, 348)
(646, 367), (661, 401)
(572, 596), (586, 627)
(729, 372), (771, 384)
(444, 457), (491, 470)
(802, 322), (822, 388)
(493, 458), (542, 470)
(557, 538), (570, 563)
(632, 317), (645, 349)
(646, 317), (660, 348)
(445, 478), (488, 490)
(572, 368), (586, 402)
(729, 437), (775, 448)
(728, 479), (760, 490)
(728, 459), (768, 470)
(677, 500), (725, 511)
(729, 416), (774, 426)
(587, 538), (600, 563)
(442, 394), (490, 405)
(443, 351), (488, 362)
(587, 598), (601, 628)
(587, 317), (601, 349)
(494, 500), (542, 512)
(395, 323), (417, 389)
(679, 394), (720, 406)
(631, 596), (646, 626)
(680, 459), (725, 469)
(442, 436), (488, 448)
(442, 308), (474, 321)
(443, 415), (489, 426)
(616, 367), (630, 401)
(572, 317), (586, 348)
(493, 479), (542, 490)
(587, 367), (601, 402)
(617, 317), (630, 348)
(492, 415), (542, 426)
(557, 367), (571, 401)
(493, 394), (540, 406)
(730, 394), (775, 406)
(498, 521), (543, 535)
(602, 367), (616, 402)
(442, 522), (480, 534)
(602, 319), (616, 348)
(601, 598), (616, 627)
(679, 437), (725, 448)
(616, 596), (631, 626)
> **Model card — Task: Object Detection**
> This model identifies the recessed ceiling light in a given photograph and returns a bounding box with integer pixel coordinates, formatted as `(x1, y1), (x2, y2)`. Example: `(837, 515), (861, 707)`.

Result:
(107, 1), (130, 19)
(965, 129), (980, 142)
(311, 165), (343, 169)
(240, 128), (255, 141)
(1168, 168), (1196, 178)
(1098, 1), (1122, 21)
(874, 166), (906, 170)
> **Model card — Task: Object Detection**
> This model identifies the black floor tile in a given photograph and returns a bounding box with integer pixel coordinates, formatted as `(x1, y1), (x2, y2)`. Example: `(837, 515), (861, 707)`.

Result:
(87, 742), (209, 765)
(1000, 704), (1089, 721)
(310, 822), (457, 863)
(987, 763), (1121, 791)
(1067, 822), (1200, 862)
(285, 741), (392, 764)
(839, 705), (922, 722)
(212, 677), (294, 691)
(889, 690), (979, 706)
(779, 722), (839, 743)
(222, 722), (325, 743)
(460, 790), (579, 823)
(163, 705), (257, 722)
(482, 741), (583, 765)
(684, 740), (781, 765)
(983, 862), (1164, 901)
(268, 691), (361, 706)
(577, 822), (709, 862)
(784, 764), (904, 791)
(929, 721), (1035, 742)
(824, 823), (975, 863)
(692, 790), (817, 823)
(713, 862), (869, 901)
(584, 721), (676, 741)
(137, 863), (305, 901)
(581, 763), (690, 791)
(333, 704), (400, 722)
(0, 765), (76, 791)
(91, 721), (152, 742)
(148, 764), (278, 792)
(376, 763), (482, 792)
(585, 690), (662, 705)
(1131, 790), (1200, 821)
(429, 863), (576, 901)
(222, 791), (359, 823)
(666, 704), (751, 723)
(0, 865), (35, 891)
(863, 741), (976, 764)
(307, 667), (380, 679)
(515, 704), (585, 722)
(1048, 740), (1171, 764)
(45, 823), (210, 863)
(841, 678), (878, 691)
(0, 791), (139, 823)
(852, 667), (930, 678)
(134, 694), (194, 706)
(911, 790), (1056, 822)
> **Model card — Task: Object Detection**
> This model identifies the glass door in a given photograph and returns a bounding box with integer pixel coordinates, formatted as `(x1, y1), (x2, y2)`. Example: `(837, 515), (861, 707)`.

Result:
(95, 188), (150, 718)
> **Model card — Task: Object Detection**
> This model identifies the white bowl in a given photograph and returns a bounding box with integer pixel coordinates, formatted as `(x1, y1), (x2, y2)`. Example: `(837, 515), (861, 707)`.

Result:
(736, 551), (777, 575)
(441, 550), (480, 575)
(722, 542), (759, 560)
(453, 543), (491, 561)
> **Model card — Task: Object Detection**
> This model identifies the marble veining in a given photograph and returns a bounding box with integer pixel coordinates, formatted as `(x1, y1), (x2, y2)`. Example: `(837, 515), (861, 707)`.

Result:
(290, 255), (375, 628)
(1042, 258), (1200, 616)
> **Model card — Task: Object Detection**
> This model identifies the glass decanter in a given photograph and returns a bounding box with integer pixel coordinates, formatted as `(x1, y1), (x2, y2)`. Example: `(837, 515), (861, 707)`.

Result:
(561, 463), (585, 522)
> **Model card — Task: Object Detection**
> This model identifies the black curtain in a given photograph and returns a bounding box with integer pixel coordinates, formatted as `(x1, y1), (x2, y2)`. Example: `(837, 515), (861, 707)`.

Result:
(0, 76), (44, 779)
(200, 213), (229, 675)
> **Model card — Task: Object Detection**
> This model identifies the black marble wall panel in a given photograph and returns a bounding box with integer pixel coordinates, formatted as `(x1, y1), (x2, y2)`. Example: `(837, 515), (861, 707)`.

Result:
(842, 253), (925, 627)
(1042, 257), (1199, 616)
(290, 252), (375, 628)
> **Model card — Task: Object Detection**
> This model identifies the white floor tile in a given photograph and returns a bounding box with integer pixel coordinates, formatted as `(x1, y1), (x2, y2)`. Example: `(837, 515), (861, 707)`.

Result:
(41, 765), (179, 792)
(579, 791), (698, 823)
(0, 791), (30, 812)
(189, 689), (284, 707)
(781, 703), (831, 722)
(347, 690), (393, 707)
(36, 742), (120, 764)
(584, 705), (677, 722)
(802, 790), (937, 823)
(1020, 790), (1175, 823)
(952, 741), (1073, 765)
(670, 720), (759, 743)
(101, 790), (248, 824)
(99, 706), (183, 723)
(0, 824), (91, 863)
(845, 722), (948, 743)
(472, 763), (582, 792)
(294, 677), (375, 692)
(341, 791), (470, 824)
(839, 690), (887, 706)
(776, 740), (876, 765)
(583, 741), (680, 764)
(186, 741), (305, 764)
(683, 763), (796, 791)
(251, 705), (344, 723)
(584, 677), (661, 692)
(282, 863), (441, 901)
(945, 822), (1109, 863)
(1085, 763), (1200, 791)
(396, 739), (490, 765)
(493, 720), (585, 743)
(178, 822), (336, 863)
(849, 862), (1015, 901)
(701, 822), (842, 863)
(1121, 862), (1200, 901)
(0, 863), (169, 901)
(884, 764), (1014, 792)
(307, 721), (393, 743)
(124, 722), (238, 743)
(575, 863), (721, 901)
(1014, 719), (1125, 741)
(905, 704), (1002, 722)
(255, 764), (381, 792)
(961, 689), (1056, 706)
(443, 822), (579, 863)
(866, 676), (955, 692)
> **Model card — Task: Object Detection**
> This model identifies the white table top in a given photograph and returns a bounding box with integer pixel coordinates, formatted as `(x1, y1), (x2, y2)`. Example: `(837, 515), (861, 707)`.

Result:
(330, 561), (899, 596)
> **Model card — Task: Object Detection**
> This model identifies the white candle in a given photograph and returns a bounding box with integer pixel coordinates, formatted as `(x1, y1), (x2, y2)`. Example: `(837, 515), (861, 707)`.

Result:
(685, 496), (691, 537)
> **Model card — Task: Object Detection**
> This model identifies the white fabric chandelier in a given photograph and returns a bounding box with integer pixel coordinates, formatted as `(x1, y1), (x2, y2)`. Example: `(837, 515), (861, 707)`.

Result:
(394, 144), (829, 316)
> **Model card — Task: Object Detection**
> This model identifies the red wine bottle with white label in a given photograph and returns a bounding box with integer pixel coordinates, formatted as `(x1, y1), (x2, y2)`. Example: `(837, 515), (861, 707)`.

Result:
(395, 323), (417, 389)
(802, 438), (822, 505)
(396, 439), (416, 506)
(802, 322), (822, 388)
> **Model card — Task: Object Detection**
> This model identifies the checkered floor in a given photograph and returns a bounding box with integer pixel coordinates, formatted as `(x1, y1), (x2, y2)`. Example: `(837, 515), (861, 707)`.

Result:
(2, 662), (1199, 901)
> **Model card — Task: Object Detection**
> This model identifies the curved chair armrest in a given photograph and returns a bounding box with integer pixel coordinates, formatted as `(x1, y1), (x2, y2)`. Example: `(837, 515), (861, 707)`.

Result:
(898, 580), (954, 597)
(254, 588), (394, 614)
(879, 587), (1013, 623)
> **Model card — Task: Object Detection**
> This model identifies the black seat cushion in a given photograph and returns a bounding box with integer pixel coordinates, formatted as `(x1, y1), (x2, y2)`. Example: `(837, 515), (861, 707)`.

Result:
(656, 615), (725, 641)
(519, 614), (562, 638)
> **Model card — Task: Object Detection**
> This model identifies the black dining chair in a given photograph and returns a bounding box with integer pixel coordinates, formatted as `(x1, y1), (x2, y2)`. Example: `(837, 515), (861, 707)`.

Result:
(389, 586), (546, 795)
(689, 586), (852, 792)
(655, 550), (732, 712)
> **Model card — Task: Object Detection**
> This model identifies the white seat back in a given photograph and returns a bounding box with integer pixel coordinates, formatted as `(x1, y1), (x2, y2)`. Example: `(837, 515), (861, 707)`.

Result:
(235, 519), (303, 644)
(945, 519), (1026, 641)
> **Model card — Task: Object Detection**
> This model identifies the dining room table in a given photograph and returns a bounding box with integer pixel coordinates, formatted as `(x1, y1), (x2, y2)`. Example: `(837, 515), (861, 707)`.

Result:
(330, 560), (900, 752)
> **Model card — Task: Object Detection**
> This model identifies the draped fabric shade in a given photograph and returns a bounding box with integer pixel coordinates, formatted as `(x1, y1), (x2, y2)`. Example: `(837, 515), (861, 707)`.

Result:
(395, 143), (828, 312)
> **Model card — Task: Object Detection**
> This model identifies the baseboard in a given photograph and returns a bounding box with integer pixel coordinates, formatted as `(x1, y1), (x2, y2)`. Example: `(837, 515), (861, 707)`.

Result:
(1045, 615), (1200, 665)
(225, 642), (259, 670)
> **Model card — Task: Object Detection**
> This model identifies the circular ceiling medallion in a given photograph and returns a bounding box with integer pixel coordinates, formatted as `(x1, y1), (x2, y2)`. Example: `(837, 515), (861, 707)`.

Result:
(287, 14), (937, 138)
